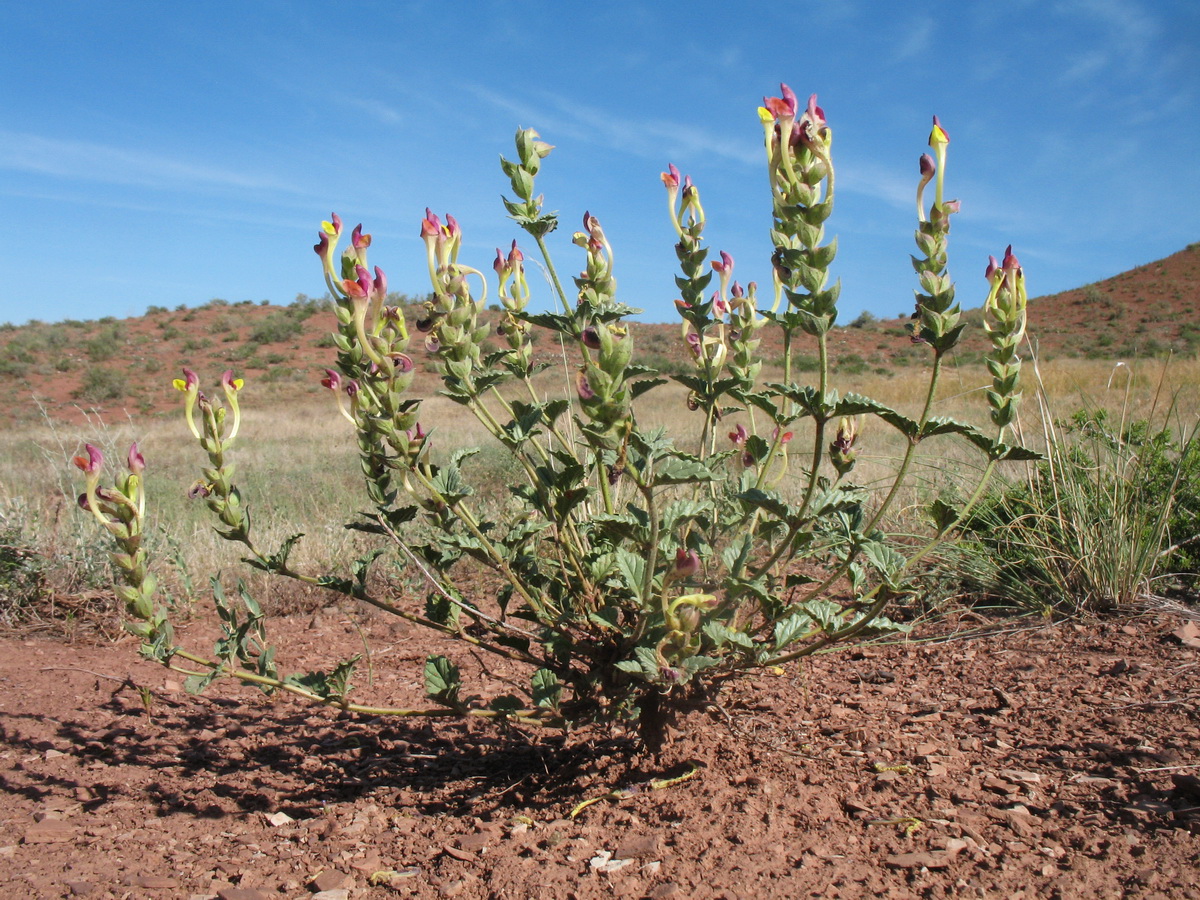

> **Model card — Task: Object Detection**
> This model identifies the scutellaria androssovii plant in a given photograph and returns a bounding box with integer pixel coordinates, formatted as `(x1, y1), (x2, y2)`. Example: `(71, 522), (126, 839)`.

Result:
(76, 85), (1036, 750)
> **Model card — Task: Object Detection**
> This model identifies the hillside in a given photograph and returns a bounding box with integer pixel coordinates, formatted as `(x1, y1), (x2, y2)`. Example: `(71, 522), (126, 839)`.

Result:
(1, 242), (1196, 426)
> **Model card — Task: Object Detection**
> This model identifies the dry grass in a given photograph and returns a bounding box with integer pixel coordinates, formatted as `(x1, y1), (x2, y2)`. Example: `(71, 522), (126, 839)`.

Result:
(1, 351), (1196, 630)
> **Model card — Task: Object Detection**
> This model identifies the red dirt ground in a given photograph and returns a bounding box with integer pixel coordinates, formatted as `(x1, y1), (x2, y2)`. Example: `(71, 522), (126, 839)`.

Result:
(2, 604), (1200, 899)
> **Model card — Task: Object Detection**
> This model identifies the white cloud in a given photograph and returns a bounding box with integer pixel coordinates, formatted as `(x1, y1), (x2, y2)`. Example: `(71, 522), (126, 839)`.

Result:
(892, 18), (933, 62)
(0, 131), (301, 194)
(342, 97), (404, 126)
(466, 85), (762, 167)
(1060, 49), (1109, 83)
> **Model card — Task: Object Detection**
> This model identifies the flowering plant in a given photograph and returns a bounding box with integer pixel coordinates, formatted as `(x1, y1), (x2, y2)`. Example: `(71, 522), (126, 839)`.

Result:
(77, 86), (1033, 751)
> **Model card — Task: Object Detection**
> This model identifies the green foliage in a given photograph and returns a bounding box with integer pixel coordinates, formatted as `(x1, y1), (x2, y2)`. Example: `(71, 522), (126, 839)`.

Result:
(248, 311), (304, 345)
(75, 366), (127, 402)
(953, 393), (1199, 614)
(75, 90), (1032, 753)
(0, 502), (46, 624)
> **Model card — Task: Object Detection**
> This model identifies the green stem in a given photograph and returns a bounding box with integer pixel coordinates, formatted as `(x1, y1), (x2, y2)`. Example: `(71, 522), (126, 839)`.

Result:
(535, 234), (573, 316)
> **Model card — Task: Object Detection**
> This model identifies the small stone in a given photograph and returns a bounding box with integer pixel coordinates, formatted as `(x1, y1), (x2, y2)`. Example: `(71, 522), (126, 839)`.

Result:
(456, 833), (491, 852)
(312, 892), (349, 900)
(310, 870), (347, 892)
(265, 812), (294, 827)
(614, 833), (661, 860)
(23, 820), (74, 844)
(67, 883), (97, 897)
(648, 883), (679, 899)
(885, 851), (949, 869)
(133, 875), (180, 889)
(217, 889), (268, 900)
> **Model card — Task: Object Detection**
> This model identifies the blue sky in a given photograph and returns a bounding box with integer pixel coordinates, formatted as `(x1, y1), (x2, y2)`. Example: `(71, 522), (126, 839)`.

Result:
(2, 1), (1197, 326)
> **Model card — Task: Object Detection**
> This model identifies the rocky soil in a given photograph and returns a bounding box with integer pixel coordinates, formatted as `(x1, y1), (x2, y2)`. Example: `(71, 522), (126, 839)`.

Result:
(2, 606), (1200, 899)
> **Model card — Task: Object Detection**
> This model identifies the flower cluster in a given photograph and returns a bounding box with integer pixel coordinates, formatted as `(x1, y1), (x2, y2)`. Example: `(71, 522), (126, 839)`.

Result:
(174, 368), (249, 538)
(572, 211), (634, 449)
(908, 117), (964, 353)
(759, 85), (838, 337)
(983, 246), (1028, 430)
(419, 209), (491, 394)
(74, 442), (166, 642)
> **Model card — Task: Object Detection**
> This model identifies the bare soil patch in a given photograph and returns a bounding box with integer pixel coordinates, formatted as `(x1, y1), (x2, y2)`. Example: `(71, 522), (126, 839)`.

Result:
(2, 608), (1199, 899)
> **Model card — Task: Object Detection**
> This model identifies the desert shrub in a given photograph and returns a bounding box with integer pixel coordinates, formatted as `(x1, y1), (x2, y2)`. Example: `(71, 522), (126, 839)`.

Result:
(951, 375), (1199, 615)
(75, 366), (126, 402)
(248, 311), (303, 344)
(75, 89), (1034, 751)
(0, 501), (46, 626)
(847, 310), (877, 329)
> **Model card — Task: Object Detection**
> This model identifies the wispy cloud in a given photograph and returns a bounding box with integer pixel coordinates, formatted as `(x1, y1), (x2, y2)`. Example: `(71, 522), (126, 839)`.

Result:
(466, 85), (761, 167)
(342, 97), (405, 126)
(891, 18), (933, 62)
(0, 131), (302, 194)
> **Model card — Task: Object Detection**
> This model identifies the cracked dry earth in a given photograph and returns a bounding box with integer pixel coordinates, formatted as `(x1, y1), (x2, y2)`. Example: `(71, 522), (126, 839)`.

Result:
(2, 607), (1199, 899)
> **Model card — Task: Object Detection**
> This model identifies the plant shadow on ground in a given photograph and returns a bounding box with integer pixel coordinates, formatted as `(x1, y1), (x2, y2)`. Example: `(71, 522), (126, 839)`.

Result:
(0, 620), (1195, 841)
(4, 679), (698, 822)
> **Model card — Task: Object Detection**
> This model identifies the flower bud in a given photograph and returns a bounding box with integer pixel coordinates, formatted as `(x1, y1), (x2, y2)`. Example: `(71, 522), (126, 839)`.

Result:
(127, 443), (145, 476)
(673, 547), (701, 580)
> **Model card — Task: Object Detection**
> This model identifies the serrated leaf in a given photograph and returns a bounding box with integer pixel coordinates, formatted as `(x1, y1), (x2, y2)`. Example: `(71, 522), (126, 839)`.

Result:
(703, 621), (755, 651)
(184, 671), (219, 695)
(928, 498), (960, 533)
(615, 548), (646, 601)
(424, 656), (461, 706)
(773, 613), (814, 650)
(531, 669), (562, 709)
(859, 540), (906, 583)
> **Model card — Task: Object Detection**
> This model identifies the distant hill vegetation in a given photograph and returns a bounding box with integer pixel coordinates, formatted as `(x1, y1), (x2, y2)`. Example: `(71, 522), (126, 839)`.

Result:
(1, 243), (1196, 425)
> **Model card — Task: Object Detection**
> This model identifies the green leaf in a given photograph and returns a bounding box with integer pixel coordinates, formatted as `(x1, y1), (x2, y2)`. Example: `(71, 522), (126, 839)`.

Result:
(615, 646), (661, 682)
(773, 613), (814, 651)
(531, 669), (562, 709)
(928, 498), (960, 533)
(860, 540), (906, 584)
(184, 671), (219, 695)
(738, 488), (793, 521)
(653, 453), (717, 486)
(703, 621), (755, 652)
(615, 548), (646, 602)
(424, 656), (461, 706)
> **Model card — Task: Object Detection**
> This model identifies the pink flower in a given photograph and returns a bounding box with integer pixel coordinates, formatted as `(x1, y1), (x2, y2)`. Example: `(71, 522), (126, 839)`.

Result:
(321, 369), (342, 391)
(762, 83), (798, 120)
(351, 224), (371, 251)
(420, 208), (441, 239)
(575, 370), (596, 401)
(73, 443), (103, 474)
(1002, 244), (1020, 273)
(661, 163), (681, 190)
(172, 368), (199, 393)
(220, 370), (243, 394)
(711, 250), (734, 277)
(392, 354), (414, 373)
(127, 443), (145, 475)
(728, 424), (748, 446)
(929, 115), (950, 147)
(673, 547), (701, 579)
